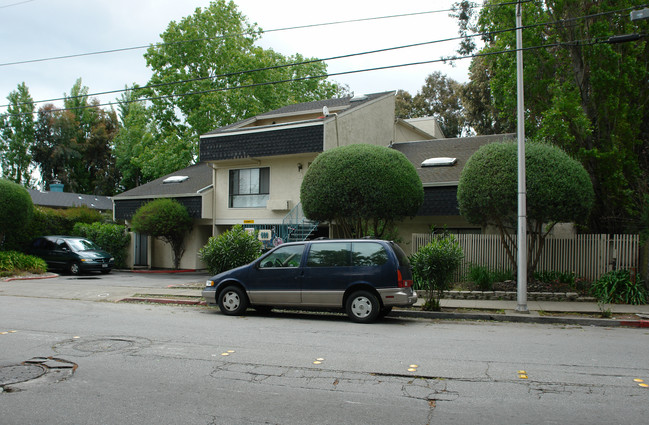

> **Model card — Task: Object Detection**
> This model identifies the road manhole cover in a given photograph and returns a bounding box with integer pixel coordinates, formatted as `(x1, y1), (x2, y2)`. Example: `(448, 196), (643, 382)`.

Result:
(0, 365), (46, 386)
(53, 336), (152, 356)
(74, 339), (135, 353)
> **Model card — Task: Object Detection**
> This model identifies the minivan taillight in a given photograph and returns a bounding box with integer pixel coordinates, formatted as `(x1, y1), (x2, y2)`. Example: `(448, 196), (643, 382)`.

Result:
(397, 270), (413, 288)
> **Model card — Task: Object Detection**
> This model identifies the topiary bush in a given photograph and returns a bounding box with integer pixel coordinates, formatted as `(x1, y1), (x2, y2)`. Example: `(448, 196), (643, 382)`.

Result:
(131, 199), (193, 269)
(301, 144), (423, 238)
(199, 225), (263, 275)
(410, 234), (464, 311)
(73, 222), (131, 268)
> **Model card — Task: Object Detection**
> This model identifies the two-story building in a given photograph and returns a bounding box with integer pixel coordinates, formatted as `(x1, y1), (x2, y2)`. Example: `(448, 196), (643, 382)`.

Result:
(114, 91), (511, 269)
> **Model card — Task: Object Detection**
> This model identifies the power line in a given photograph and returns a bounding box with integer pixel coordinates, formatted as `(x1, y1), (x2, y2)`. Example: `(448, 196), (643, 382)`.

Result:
(2, 3), (632, 109)
(0, 0), (35, 9)
(0, 1), (533, 68)
(0, 9), (456, 68)
(19, 32), (646, 117)
(1, 2), (640, 112)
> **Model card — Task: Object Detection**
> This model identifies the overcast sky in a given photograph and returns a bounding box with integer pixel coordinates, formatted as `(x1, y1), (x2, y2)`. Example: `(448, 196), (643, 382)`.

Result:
(0, 0), (472, 113)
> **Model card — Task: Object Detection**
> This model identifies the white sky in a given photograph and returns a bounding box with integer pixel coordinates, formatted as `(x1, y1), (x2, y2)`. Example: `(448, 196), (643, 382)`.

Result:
(0, 0), (471, 113)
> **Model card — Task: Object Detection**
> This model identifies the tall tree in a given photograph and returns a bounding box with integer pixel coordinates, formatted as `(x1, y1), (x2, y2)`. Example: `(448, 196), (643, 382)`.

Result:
(114, 88), (155, 190)
(455, 0), (649, 233)
(0, 83), (35, 185)
(142, 0), (340, 159)
(32, 79), (119, 195)
(395, 72), (467, 138)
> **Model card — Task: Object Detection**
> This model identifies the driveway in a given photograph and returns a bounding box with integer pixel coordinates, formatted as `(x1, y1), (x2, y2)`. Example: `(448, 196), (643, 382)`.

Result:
(0, 270), (210, 302)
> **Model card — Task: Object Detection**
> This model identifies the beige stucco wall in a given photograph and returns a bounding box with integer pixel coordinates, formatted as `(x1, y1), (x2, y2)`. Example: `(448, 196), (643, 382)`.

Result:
(211, 153), (317, 226)
(323, 95), (395, 150)
(395, 215), (481, 256)
(148, 223), (212, 270)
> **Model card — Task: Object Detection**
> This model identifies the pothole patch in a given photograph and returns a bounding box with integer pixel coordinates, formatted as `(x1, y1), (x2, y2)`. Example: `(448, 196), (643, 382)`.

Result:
(1, 357), (77, 393)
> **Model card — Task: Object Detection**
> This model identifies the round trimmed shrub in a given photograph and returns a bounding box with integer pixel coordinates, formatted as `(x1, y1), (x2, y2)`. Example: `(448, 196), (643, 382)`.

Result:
(199, 225), (263, 275)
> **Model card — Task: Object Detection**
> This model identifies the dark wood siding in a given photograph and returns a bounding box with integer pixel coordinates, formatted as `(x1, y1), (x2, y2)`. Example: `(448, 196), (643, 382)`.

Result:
(114, 197), (202, 221)
(200, 125), (323, 161)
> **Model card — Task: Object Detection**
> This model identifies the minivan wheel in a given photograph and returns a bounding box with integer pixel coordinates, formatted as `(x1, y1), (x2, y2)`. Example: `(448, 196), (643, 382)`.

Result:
(346, 291), (380, 323)
(218, 285), (248, 316)
(69, 262), (81, 275)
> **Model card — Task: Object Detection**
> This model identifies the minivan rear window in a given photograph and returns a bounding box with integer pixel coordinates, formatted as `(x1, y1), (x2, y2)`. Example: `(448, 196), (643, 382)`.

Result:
(389, 242), (411, 267)
(352, 242), (388, 266)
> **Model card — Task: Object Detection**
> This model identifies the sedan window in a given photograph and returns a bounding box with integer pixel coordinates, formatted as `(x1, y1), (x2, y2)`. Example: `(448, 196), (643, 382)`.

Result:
(259, 244), (305, 268)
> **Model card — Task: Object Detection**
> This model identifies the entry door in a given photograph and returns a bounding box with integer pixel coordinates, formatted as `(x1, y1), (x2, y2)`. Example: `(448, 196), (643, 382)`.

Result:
(134, 233), (148, 266)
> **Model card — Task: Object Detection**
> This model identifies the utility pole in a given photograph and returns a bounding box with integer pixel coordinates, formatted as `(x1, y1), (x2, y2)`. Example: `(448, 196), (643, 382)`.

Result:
(515, 0), (528, 313)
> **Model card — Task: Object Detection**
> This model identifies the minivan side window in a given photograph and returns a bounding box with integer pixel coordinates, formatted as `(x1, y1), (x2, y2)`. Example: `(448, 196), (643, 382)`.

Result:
(259, 244), (304, 268)
(352, 242), (388, 266)
(306, 242), (351, 267)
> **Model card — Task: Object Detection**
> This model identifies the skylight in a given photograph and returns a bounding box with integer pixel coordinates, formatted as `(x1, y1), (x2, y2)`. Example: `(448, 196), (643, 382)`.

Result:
(163, 175), (189, 184)
(421, 157), (457, 167)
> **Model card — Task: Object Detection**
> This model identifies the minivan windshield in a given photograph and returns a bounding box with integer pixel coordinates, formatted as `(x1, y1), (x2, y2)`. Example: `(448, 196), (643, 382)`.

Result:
(67, 238), (100, 252)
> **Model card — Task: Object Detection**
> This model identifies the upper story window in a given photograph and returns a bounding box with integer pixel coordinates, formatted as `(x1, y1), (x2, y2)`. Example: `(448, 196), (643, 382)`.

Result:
(229, 167), (270, 208)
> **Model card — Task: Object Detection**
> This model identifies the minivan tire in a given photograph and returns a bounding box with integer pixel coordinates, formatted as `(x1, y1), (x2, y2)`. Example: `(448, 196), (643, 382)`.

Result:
(218, 285), (248, 316)
(346, 290), (380, 323)
(69, 261), (81, 276)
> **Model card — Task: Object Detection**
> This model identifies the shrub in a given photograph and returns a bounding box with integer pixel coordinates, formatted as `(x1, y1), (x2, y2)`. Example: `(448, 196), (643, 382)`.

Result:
(591, 269), (647, 305)
(301, 144), (423, 238)
(0, 179), (34, 250)
(199, 225), (263, 275)
(0, 251), (47, 276)
(410, 234), (464, 311)
(73, 222), (131, 268)
(131, 199), (193, 269)
(466, 264), (515, 291)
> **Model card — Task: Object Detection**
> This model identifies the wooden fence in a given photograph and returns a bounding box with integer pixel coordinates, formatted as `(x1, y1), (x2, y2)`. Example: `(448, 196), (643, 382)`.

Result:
(411, 233), (640, 281)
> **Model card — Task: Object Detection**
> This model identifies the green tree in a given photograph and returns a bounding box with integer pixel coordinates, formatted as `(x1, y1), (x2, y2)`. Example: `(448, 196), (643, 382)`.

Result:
(0, 83), (35, 185)
(114, 88), (154, 190)
(410, 232), (464, 311)
(199, 224), (262, 275)
(457, 141), (594, 275)
(32, 80), (119, 195)
(0, 179), (34, 250)
(143, 0), (340, 158)
(395, 72), (466, 138)
(300, 144), (423, 238)
(454, 0), (649, 233)
(130, 199), (193, 269)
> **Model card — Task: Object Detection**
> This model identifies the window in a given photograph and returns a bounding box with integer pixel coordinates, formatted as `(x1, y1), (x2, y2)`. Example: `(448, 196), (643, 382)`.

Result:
(229, 167), (270, 208)
(259, 244), (305, 268)
(307, 242), (352, 267)
(352, 242), (388, 266)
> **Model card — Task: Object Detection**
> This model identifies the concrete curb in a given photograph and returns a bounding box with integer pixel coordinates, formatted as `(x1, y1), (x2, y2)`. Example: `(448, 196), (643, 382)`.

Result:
(390, 308), (649, 328)
(1, 273), (59, 282)
(114, 296), (649, 328)
(119, 297), (207, 306)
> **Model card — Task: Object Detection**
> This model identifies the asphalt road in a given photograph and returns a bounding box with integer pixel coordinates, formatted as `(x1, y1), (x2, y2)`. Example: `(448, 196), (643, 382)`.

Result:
(1, 272), (648, 424)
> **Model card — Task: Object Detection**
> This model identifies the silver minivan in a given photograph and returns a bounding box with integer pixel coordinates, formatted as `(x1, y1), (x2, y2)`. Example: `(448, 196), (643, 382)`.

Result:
(203, 239), (417, 323)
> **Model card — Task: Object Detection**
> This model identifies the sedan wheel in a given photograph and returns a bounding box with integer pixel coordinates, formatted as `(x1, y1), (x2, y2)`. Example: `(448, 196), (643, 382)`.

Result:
(217, 286), (248, 316)
(346, 290), (380, 323)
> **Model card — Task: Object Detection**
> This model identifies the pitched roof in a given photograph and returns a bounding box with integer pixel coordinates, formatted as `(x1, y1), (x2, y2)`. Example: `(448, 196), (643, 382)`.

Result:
(201, 91), (394, 137)
(28, 189), (113, 210)
(112, 162), (212, 199)
(392, 134), (515, 186)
